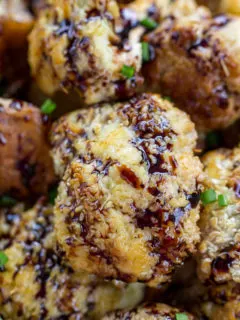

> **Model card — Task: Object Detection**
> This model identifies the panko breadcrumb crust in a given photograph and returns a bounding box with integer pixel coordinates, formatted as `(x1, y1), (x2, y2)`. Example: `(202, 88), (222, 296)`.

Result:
(0, 199), (145, 319)
(102, 303), (194, 320)
(0, 98), (55, 198)
(145, 10), (240, 131)
(51, 93), (203, 287)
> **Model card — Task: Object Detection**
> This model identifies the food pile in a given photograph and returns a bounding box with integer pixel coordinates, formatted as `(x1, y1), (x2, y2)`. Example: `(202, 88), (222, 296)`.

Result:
(0, 0), (240, 319)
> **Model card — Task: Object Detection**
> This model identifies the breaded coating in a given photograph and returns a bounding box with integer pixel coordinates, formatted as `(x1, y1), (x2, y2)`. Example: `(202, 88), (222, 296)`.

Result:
(102, 303), (194, 320)
(51, 93), (203, 287)
(145, 12), (240, 131)
(198, 148), (240, 286)
(28, 0), (143, 105)
(0, 199), (144, 320)
(198, 0), (240, 15)
(0, 98), (55, 198)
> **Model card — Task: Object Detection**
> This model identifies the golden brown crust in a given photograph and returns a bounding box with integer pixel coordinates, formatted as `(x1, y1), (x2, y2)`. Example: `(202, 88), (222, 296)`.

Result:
(145, 12), (240, 131)
(102, 303), (195, 320)
(198, 0), (240, 15)
(0, 199), (144, 319)
(0, 98), (55, 198)
(51, 93), (203, 287)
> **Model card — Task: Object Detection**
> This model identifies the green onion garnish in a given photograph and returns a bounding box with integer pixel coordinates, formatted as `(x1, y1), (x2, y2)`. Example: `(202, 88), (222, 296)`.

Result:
(0, 251), (8, 268)
(142, 42), (150, 63)
(176, 313), (188, 320)
(140, 17), (158, 30)
(48, 186), (58, 205)
(201, 189), (217, 205)
(41, 99), (57, 115)
(121, 65), (135, 79)
(206, 131), (220, 149)
(0, 195), (17, 207)
(163, 96), (172, 102)
(218, 194), (228, 207)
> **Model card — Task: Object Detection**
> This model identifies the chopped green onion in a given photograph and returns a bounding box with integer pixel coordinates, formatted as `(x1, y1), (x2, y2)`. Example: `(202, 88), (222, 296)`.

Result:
(48, 186), (58, 205)
(218, 194), (228, 207)
(0, 195), (17, 207)
(0, 251), (8, 268)
(140, 17), (158, 30)
(121, 65), (135, 79)
(206, 131), (220, 149)
(201, 189), (217, 205)
(176, 313), (188, 320)
(163, 96), (172, 102)
(41, 99), (56, 115)
(142, 42), (150, 62)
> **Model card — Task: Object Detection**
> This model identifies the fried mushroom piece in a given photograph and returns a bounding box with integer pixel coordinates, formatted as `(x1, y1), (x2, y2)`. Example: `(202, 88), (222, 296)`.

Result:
(28, 0), (143, 105)
(198, 148), (240, 286)
(145, 12), (240, 131)
(102, 303), (194, 320)
(51, 93), (203, 287)
(0, 199), (144, 320)
(197, 148), (240, 319)
(0, 98), (55, 198)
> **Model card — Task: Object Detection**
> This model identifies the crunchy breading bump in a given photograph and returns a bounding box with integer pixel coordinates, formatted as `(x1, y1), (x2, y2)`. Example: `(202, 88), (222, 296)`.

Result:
(0, 98), (55, 198)
(0, 199), (145, 320)
(51, 93), (203, 287)
(102, 303), (194, 320)
(145, 12), (240, 131)
(28, 0), (143, 105)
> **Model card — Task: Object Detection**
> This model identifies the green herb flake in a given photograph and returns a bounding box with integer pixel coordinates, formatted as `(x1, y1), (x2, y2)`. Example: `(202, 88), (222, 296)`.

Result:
(140, 17), (158, 30)
(142, 42), (150, 63)
(0, 195), (17, 207)
(176, 313), (188, 320)
(121, 65), (135, 79)
(163, 96), (172, 102)
(206, 131), (220, 150)
(218, 194), (228, 207)
(48, 186), (58, 205)
(201, 189), (217, 205)
(0, 251), (8, 268)
(41, 99), (57, 115)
